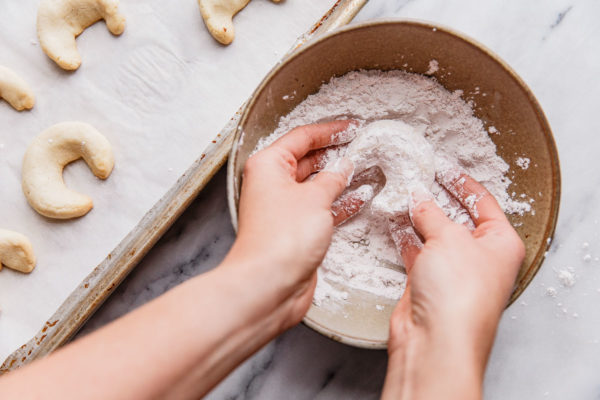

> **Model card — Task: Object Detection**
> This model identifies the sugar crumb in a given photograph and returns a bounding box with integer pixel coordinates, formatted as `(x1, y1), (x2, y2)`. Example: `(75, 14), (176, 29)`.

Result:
(557, 269), (575, 287)
(425, 59), (439, 75)
(516, 157), (531, 170)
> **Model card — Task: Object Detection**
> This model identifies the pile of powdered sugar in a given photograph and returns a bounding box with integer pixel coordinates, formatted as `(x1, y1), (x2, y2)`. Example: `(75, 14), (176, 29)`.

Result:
(253, 69), (533, 309)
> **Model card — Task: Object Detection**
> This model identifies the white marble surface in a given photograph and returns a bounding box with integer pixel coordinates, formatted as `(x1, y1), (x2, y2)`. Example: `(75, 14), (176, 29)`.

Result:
(0, 0), (333, 361)
(21, 0), (600, 398)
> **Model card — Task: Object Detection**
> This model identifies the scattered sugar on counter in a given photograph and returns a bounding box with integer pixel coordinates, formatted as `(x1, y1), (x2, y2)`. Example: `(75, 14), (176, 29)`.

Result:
(557, 269), (576, 287)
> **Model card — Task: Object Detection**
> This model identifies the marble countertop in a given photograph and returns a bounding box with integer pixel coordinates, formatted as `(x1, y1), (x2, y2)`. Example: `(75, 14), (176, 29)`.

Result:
(76, 0), (600, 399)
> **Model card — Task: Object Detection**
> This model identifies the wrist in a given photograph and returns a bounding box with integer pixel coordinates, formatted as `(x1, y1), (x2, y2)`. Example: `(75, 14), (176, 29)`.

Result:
(125, 266), (288, 397)
(384, 322), (485, 400)
(224, 239), (313, 297)
(217, 249), (305, 333)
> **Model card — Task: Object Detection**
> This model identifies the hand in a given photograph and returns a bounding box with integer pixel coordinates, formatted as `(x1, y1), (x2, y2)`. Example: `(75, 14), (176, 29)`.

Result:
(224, 120), (356, 330)
(382, 174), (525, 400)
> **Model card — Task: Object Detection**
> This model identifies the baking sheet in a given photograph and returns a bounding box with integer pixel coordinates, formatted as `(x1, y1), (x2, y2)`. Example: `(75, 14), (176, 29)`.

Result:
(0, 0), (337, 362)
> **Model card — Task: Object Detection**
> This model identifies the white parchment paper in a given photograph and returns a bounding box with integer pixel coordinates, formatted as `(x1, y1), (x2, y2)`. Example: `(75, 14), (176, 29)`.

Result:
(0, 0), (333, 360)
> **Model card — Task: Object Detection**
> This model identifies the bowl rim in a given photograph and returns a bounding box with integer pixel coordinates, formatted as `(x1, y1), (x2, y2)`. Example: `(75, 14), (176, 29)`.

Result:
(226, 18), (561, 349)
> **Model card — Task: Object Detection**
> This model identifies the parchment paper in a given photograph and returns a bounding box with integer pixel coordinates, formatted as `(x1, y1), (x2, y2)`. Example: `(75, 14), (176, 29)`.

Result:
(0, 0), (333, 361)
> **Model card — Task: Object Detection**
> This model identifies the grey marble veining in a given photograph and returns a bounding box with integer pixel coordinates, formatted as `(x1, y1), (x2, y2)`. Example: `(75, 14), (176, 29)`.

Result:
(78, 167), (236, 335)
(77, 0), (600, 399)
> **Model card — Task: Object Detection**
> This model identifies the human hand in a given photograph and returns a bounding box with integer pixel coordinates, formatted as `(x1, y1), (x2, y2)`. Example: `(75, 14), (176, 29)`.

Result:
(224, 120), (358, 330)
(382, 173), (525, 399)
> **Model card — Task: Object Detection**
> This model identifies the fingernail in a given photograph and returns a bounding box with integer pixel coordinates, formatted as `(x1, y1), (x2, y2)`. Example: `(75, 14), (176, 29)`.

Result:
(339, 157), (355, 185)
(434, 156), (467, 187)
(325, 157), (355, 186)
(408, 183), (434, 215)
(330, 120), (362, 145)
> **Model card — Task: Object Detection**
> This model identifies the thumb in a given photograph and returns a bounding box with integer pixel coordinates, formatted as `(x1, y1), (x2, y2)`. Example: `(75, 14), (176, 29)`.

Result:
(409, 186), (453, 241)
(389, 215), (422, 272)
(310, 157), (354, 204)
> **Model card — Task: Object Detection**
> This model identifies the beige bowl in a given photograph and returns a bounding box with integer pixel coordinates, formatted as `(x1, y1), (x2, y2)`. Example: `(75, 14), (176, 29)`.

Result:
(227, 20), (560, 349)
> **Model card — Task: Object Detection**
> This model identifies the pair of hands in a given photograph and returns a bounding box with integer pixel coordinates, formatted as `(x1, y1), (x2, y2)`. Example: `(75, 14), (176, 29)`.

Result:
(0, 119), (523, 400)
(231, 120), (525, 395)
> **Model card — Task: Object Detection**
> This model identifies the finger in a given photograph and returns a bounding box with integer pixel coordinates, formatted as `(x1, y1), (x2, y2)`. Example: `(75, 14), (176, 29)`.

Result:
(439, 172), (507, 226)
(409, 188), (454, 241)
(388, 214), (422, 272)
(395, 286), (412, 318)
(332, 184), (374, 226)
(271, 120), (357, 160)
(297, 145), (343, 182)
(310, 158), (354, 204)
(296, 149), (327, 182)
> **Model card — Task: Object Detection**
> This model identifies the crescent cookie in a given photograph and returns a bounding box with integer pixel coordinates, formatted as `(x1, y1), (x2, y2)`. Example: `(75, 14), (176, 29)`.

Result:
(37, 0), (126, 70)
(22, 121), (114, 219)
(198, 0), (281, 45)
(0, 229), (36, 273)
(0, 66), (35, 111)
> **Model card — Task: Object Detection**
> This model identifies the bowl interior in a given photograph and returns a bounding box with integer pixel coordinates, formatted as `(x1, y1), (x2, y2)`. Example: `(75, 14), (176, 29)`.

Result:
(228, 20), (560, 349)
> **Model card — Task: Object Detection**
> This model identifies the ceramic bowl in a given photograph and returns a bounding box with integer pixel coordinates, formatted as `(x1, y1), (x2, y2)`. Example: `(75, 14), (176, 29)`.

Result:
(227, 20), (560, 349)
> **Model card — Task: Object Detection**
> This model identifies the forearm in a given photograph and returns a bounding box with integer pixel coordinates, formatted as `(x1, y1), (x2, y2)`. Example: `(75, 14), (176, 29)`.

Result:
(0, 259), (285, 400)
(382, 327), (484, 400)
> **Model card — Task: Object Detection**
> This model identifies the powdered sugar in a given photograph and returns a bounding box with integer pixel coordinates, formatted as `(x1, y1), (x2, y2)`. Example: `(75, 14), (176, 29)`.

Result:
(313, 212), (407, 306)
(254, 69), (533, 309)
(557, 269), (576, 287)
(516, 157), (531, 170)
(425, 59), (439, 75)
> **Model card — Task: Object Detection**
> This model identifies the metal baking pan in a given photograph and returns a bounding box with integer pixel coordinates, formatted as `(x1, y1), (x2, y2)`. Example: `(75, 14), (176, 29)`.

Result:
(1, 0), (368, 372)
